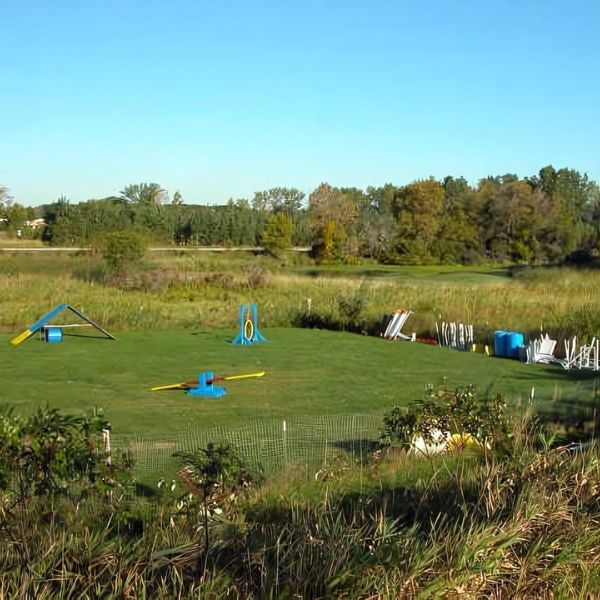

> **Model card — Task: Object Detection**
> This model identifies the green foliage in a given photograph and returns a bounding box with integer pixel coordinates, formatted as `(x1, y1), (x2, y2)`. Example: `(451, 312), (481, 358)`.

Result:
(252, 187), (305, 213)
(308, 183), (358, 262)
(0, 405), (130, 499)
(27, 165), (600, 267)
(173, 442), (251, 557)
(337, 286), (367, 330)
(3, 202), (28, 234)
(561, 302), (600, 339)
(4, 427), (600, 597)
(101, 230), (147, 274)
(0, 184), (11, 204)
(313, 219), (348, 262)
(120, 182), (167, 205)
(260, 212), (294, 257)
(382, 385), (510, 448)
(174, 442), (247, 496)
(394, 178), (445, 261)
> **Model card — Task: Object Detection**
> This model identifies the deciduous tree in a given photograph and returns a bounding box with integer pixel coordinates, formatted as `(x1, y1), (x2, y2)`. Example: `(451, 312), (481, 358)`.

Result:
(393, 178), (445, 262)
(0, 185), (13, 226)
(120, 183), (167, 205)
(252, 187), (305, 214)
(308, 183), (358, 261)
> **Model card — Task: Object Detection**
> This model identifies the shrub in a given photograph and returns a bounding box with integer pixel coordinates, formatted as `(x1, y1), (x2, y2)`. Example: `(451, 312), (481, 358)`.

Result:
(0, 405), (132, 501)
(173, 442), (253, 558)
(243, 264), (270, 288)
(337, 287), (367, 331)
(100, 230), (147, 275)
(382, 385), (510, 450)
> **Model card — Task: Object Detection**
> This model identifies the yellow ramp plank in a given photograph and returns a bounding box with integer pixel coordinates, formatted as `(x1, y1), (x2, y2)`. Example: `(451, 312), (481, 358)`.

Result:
(10, 329), (33, 346)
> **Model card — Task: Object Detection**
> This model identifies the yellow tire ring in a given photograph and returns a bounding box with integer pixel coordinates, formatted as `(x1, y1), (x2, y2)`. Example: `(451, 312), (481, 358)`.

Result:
(244, 319), (254, 341)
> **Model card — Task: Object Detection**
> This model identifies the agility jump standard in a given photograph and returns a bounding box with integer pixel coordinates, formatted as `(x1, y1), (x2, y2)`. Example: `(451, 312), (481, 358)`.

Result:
(231, 303), (267, 345)
(150, 370), (265, 398)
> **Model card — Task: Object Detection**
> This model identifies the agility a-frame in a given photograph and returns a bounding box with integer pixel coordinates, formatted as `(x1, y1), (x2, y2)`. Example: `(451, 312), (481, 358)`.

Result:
(10, 303), (116, 346)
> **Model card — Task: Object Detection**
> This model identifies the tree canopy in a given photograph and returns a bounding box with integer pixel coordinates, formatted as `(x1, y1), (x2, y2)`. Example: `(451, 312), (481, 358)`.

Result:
(4, 166), (599, 267)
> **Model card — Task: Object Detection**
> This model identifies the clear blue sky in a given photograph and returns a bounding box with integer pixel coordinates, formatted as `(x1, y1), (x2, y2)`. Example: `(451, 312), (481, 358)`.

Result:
(1, 0), (599, 206)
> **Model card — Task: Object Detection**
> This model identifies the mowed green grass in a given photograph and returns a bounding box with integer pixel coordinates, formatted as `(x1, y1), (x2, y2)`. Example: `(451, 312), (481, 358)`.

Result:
(1, 328), (597, 435)
(292, 263), (511, 285)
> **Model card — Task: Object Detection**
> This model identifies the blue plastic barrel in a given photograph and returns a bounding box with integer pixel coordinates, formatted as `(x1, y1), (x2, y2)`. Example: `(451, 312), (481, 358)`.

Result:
(506, 331), (524, 359)
(494, 330), (507, 357)
(44, 326), (63, 343)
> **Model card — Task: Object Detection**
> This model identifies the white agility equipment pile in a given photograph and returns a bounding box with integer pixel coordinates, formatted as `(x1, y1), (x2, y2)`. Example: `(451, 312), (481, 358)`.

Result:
(523, 333), (600, 371)
(563, 336), (600, 371)
(382, 309), (414, 341)
(525, 333), (559, 365)
(436, 321), (474, 351)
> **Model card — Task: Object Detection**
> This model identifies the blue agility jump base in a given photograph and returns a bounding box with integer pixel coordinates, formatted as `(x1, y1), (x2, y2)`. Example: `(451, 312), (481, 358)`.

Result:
(231, 303), (267, 346)
(186, 371), (227, 398)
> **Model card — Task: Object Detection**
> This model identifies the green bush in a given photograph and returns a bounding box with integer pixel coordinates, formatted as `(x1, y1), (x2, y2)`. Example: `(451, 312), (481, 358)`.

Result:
(382, 385), (510, 450)
(0, 405), (131, 500)
(337, 287), (367, 330)
(100, 230), (147, 275)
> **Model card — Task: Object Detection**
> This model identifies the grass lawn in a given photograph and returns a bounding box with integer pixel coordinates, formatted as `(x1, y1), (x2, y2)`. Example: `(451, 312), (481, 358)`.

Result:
(291, 263), (512, 285)
(1, 328), (596, 436)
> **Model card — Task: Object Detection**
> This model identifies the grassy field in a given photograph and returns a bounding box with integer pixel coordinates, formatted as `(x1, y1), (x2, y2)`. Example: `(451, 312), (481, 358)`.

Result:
(5, 253), (600, 598)
(3, 250), (600, 343)
(1, 327), (596, 435)
(292, 262), (512, 285)
(3, 251), (600, 437)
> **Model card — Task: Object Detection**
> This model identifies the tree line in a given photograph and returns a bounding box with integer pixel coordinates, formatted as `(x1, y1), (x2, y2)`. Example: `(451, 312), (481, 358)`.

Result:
(1, 165), (599, 264)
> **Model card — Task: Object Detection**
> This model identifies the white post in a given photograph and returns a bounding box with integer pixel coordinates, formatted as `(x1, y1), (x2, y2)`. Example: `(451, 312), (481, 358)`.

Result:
(102, 428), (112, 465)
(282, 420), (287, 466)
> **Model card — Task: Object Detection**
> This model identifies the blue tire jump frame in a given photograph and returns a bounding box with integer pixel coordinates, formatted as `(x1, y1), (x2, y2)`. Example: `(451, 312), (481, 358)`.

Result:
(231, 303), (267, 346)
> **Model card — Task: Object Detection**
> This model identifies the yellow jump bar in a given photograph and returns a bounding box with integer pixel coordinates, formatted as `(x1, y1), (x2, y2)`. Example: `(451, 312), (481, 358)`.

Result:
(222, 371), (265, 382)
(150, 371), (265, 392)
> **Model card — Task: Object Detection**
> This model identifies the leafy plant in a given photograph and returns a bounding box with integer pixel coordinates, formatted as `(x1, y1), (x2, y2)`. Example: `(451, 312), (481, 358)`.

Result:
(382, 385), (510, 450)
(313, 219), (348, 263)
(173, 442), (252, 574)
(0, 405), (131, 501)
(100, 230), (147, 276)
(260, 212), (294, 258)
(337, 287), (367, 330)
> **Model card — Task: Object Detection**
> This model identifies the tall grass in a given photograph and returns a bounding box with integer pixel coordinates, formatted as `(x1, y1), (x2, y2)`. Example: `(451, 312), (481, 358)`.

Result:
(3, 252), (600, 342)
(3, 417), (600, 598)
